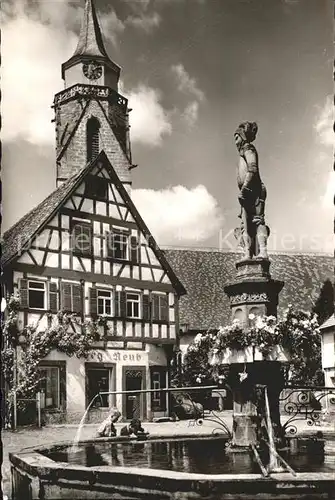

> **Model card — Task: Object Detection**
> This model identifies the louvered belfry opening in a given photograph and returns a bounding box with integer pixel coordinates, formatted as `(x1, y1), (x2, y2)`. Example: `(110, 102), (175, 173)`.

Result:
(87, 117), (100, 162)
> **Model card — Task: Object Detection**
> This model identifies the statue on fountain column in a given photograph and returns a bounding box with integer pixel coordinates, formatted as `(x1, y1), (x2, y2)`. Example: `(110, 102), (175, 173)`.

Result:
(234, 122), (269, 261)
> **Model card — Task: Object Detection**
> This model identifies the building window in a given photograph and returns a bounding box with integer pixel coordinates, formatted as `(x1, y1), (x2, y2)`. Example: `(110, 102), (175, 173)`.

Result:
(150, 368), (167, 412)
(28, 280), (46, 309)
(87, 368), (110, 408)
(97, 290), (113, 316)
(152, 294), (169, 322)
(126, 293), (140, 319)
(38, 366), (60, 409)
(85, 175), (108, 201)
(71, 221), (92, 256)
(152, 372), (161, 405)
(87, 117), (100, 162)
(107, 230), (129, 260)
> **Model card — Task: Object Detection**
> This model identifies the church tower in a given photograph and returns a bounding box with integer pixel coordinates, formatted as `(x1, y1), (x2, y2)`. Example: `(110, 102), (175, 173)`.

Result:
(54, 0), (132, 190)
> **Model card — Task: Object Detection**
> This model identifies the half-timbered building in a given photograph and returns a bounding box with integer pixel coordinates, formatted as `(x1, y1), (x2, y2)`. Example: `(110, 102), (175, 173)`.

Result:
(2, 0), (185, 424)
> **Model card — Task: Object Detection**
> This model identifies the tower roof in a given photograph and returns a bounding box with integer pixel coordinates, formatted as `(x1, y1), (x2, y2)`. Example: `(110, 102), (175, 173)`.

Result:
(62, 0), (120, 78)
(73, 0), (109, 59)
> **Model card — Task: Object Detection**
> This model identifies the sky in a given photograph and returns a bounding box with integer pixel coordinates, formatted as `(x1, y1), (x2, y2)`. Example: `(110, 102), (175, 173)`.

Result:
(2, 0), (334, 253)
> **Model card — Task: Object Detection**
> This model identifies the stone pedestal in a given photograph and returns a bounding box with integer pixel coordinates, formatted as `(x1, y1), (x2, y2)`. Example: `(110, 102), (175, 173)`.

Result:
(223, 258), (285, 449)
(224, 259), (284, 326)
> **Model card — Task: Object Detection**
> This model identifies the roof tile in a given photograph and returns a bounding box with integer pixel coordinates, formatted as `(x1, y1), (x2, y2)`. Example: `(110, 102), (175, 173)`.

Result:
(163, 249), (333, 330)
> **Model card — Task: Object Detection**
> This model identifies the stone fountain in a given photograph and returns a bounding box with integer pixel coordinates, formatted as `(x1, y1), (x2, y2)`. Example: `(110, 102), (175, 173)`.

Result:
(221, 122), (286, 454)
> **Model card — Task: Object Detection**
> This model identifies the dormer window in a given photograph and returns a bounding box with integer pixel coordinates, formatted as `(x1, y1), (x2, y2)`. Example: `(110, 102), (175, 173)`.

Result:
(107, 228), (129, 260)
(106, 229), (139, 263)
(71, 219), (93, 256)
(87, 117), (100, 162)
(85, 175), (108, 201)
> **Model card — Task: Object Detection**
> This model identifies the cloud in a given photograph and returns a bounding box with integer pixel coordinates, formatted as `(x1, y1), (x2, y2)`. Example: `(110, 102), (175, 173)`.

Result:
(126, 85), (172, 146)
(321, 171), (335, 209)
(171, 63), (205, 127)
(315, 96), (333, 146)
(127, 0), (152, 13)
(126, 12), (161, 33)
(171, 63), (205, 102)
(1, 0), (124, 145)
(132, 185), (224, 245)
(182, 101), (199, 127)
(100, 11), (126, 45)
(2, 7), (76, 144)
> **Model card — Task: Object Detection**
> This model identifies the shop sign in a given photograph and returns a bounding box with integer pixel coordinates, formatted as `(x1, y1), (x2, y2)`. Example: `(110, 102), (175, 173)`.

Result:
(94, 350), (143, 363)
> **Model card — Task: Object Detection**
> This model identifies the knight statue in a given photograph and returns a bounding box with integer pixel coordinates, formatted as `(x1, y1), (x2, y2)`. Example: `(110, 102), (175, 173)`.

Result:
(234, 121), (269, 260)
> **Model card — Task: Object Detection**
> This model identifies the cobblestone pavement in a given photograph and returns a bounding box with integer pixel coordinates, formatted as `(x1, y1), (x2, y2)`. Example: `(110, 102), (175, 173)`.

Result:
(2, 413), (334, 498)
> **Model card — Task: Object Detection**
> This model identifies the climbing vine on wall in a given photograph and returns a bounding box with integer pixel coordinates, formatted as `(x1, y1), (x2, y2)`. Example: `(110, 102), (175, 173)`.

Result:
(180, 306), (323, 387)
(2, 294), (109, 426)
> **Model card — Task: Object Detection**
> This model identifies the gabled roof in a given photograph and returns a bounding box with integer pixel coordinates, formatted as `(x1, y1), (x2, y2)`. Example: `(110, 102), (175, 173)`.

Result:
(320, 314), (335, 331)
(2, 152), (186, 296)
(2, 175), (80, 267)
(163, 249), (334, 331)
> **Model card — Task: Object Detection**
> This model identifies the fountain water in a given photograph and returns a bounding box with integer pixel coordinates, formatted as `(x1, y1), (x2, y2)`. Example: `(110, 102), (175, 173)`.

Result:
(264, 387), (284, 473)
(71, 393), (103, 452)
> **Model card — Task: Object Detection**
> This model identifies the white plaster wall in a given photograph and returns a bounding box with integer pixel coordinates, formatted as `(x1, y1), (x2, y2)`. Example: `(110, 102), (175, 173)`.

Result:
(324, 370), (335, 388)
(322, 330), (335, 369)
(42, 346), (168, 417)
(179, 334), (196, 360)
(146, 344), (167, 366)
(44, 350), (85, 413)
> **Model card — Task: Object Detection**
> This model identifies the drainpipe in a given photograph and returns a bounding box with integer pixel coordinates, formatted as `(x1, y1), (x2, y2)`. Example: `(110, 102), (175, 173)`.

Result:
(80, 279), (85, 322)
(13, 346), (17, 431)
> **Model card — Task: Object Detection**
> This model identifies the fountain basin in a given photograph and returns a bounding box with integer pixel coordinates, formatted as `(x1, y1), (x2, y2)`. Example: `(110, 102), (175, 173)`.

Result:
(10, 435), (335, 499)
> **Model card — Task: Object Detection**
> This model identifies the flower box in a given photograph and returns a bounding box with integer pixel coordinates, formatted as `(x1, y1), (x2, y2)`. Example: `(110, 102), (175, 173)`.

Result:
(209, 345), (289, 366)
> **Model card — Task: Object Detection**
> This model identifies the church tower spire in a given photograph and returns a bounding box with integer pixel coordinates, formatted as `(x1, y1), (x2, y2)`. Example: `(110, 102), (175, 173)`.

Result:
(72, 0), (109, 59)
(54, 0), (132, 190)
(61, 0), (120, 90)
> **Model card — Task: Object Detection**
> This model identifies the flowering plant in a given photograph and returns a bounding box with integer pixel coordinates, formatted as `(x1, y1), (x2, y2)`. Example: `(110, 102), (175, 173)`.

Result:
(2, 294), (108, 427)
(181, 307), (323, 386)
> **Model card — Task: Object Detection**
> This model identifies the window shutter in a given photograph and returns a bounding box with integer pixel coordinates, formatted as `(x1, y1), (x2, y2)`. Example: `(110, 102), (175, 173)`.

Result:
(143, 294), (150, 321)
(61, 283), (72, 312)
(87, 226), (93, 255)
(106, 230), (113, 259)
(72, 222), (92, 255)
(49, 282), (58, 313)
(72, 284), (82, 314)
(89, 287), (98, 316)
(161, 295), (169, 322)
(152, 295), (159, 321)
(120, 291), (127, 318)
(19, 279), (28, 309)
(130, 236), (138, 264)
(114, 291), (120, 317)
(59, 363), (66, 410)
(72, 224), (80, 253)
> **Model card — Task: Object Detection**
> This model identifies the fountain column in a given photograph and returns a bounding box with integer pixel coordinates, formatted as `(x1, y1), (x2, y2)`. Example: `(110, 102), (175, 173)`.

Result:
(222, 121), (285, 449)
(224, 259), (284, 448)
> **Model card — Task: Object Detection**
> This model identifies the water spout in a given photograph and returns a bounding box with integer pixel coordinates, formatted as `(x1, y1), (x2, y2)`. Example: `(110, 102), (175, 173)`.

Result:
(264, 387), (283, 473)
(71, 394), (102, 453)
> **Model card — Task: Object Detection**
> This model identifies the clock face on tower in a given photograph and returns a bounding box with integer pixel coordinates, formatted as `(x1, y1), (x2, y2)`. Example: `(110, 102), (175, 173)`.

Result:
(82, 61), (103, 80)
